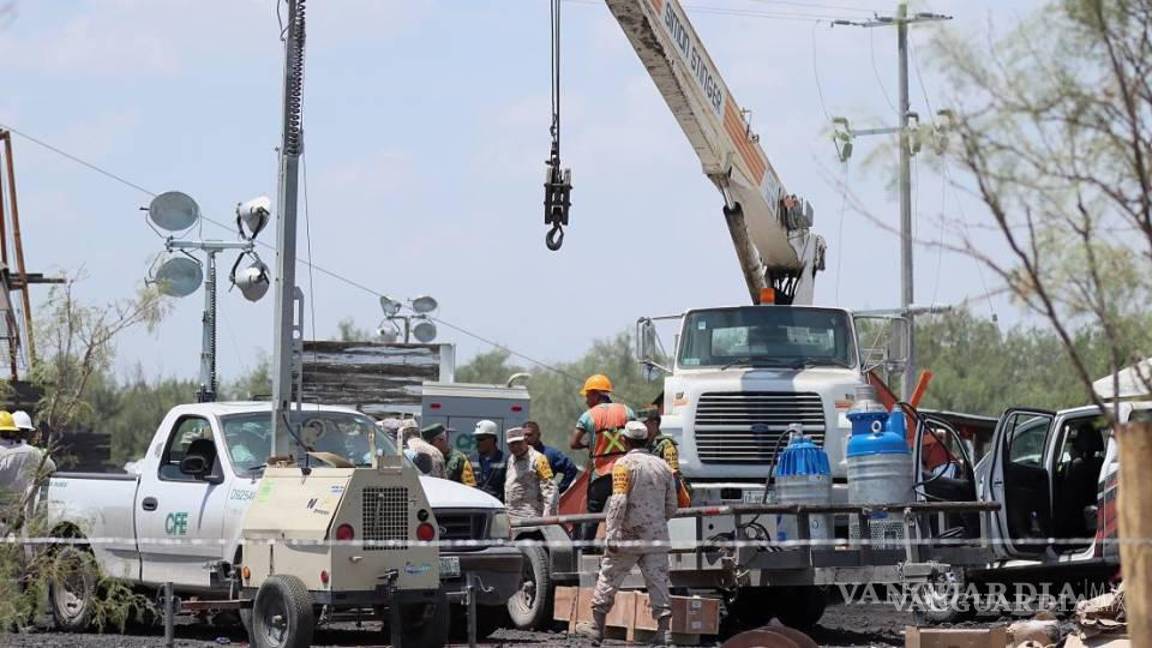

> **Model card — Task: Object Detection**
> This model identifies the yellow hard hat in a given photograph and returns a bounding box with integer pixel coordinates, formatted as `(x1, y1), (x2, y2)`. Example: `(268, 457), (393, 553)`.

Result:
(0, 411), (19, 432)
(580, 374), (613, 396)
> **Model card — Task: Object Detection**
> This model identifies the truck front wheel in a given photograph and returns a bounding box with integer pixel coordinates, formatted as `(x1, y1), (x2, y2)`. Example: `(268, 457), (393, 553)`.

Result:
(250, 575), (315, 648)
(507, 543), (553, 630)
(48, 544), (99, 632)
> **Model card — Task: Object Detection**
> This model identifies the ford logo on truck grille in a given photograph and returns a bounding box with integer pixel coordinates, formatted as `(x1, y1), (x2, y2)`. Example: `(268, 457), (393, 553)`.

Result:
(750, 423), (772, 434)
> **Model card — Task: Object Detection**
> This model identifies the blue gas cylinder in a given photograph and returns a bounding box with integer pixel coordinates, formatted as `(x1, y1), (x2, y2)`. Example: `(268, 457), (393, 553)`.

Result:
(773, 432), (832, 544)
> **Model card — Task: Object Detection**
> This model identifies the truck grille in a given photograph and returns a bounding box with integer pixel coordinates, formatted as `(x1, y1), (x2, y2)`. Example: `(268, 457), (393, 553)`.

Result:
(694, 392), (826, 464)
(362, 487), (408, 551)
(435, 510), (488, 552)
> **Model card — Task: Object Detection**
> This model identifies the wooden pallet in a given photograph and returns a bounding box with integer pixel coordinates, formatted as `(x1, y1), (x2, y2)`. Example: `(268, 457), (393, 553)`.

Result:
(554, 585), (720, 645)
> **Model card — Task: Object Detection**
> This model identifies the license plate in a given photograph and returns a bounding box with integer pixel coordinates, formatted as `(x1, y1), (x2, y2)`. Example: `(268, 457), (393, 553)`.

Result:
(742, 489), (767, 504)
(439, 556), (461, 579)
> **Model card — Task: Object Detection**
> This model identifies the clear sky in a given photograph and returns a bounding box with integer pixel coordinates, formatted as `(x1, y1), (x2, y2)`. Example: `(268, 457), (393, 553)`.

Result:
(0, 0), (1043, 383)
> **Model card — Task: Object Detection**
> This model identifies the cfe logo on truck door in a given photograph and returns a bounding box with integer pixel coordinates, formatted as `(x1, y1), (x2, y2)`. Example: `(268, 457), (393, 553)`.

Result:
(165, 512), (189, 536)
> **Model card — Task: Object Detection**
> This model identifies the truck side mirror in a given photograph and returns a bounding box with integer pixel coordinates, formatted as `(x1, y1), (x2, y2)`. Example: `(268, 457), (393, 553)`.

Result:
(635, 318), (671, 381)
(854, 315), (909, 373)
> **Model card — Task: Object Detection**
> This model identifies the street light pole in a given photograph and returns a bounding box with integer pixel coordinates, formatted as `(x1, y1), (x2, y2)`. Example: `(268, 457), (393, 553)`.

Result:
(271, 0), (306, 452)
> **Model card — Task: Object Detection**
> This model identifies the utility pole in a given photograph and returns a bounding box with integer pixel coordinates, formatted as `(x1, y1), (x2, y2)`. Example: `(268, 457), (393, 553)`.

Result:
(832, 2), (951, 400)
(271, 0), (307, 452)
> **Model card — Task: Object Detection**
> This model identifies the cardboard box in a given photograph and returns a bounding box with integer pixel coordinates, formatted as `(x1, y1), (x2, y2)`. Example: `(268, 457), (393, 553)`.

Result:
(905, 626), (1008, 648)
(672, 596), (722, 635)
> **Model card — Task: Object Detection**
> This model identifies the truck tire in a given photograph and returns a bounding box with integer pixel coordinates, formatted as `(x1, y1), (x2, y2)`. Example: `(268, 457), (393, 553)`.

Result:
(397, 591), (450, 647)
(250, 575), (315, 648)
(912, 575), (975, 624)
(771, 586), (827, 630)
(507, 543), (553, 630)
(47, 544), (99, 632)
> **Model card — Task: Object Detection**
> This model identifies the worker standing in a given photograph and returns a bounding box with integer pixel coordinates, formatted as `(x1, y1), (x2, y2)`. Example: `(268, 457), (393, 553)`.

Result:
(574, 420), (677, 645)
(0, 411), (55, 533)
(403, 420), (445, 478)
(569, 374), (635, 543)
(643, 408), (692, 508)
(504, 427), (558, 520)
(432, 426), (477, 486)
(473, 420), (506, 500)
(523, 420), (578, 493)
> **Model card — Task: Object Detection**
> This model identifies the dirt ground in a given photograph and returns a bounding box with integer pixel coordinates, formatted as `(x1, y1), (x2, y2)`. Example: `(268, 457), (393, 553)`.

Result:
(0, 601), (921, 648)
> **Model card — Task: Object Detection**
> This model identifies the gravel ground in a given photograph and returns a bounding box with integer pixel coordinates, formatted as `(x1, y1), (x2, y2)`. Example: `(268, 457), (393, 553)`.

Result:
(0, 602), (926, 648)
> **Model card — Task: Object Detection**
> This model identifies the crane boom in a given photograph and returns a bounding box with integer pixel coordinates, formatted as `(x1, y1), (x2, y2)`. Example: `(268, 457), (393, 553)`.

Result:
(605, 0), (825, 304)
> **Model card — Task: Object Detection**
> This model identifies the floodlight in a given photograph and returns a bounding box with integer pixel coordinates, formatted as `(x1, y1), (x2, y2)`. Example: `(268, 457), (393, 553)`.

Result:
(379, 296), (402, 317)
(412, 319), (437, 343)
(154, 256), (203, 297)
(377, 323), (400, 343)
(411, 295), (438, 314)
(148, 191), (201, 232)
(231, 254), (270, 302)
(236, 196), (272, 240)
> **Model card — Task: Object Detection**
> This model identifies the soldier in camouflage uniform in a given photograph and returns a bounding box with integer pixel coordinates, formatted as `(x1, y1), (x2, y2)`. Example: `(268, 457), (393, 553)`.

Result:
(431, 426), (477, 486)
(407, 421), (446, 478)
(575, 421), (677, 646)
(503, 427), (558, 519)
(643, 408), (692, 508)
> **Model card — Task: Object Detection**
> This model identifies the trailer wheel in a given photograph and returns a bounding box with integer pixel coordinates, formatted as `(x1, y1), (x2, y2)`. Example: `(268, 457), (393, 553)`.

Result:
(48, 544), (99, 632)
(771, 586), (827, 630)
(507, 543), (553, 630)
(912, 572), (975, 624)
(396, 591), (450, 647)
(251, 575), (315, 648)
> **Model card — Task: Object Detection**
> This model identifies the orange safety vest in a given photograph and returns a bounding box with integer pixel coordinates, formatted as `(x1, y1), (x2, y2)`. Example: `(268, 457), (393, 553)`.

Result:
(587, 402), (632, 478)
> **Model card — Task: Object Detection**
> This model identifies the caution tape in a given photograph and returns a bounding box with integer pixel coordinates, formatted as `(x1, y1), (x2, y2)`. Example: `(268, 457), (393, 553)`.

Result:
(0, 535), (1146, 549)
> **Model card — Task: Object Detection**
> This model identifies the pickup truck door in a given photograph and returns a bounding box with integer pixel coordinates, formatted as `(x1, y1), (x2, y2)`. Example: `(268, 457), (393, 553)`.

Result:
(988, 408), (1056, 558)
(136, 415), (229, 588)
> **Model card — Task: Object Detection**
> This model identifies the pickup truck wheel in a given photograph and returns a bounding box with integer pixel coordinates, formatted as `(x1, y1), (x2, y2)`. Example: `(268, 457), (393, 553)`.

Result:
(770, 586), (827, 630)
(507, 543), (553, 630)
(397, 591), (450, 647)
(251, 575), (315, 648)
(48, 545), (98, 632)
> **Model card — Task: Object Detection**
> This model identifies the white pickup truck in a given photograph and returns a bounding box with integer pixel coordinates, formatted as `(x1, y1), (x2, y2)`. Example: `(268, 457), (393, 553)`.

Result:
(37, 402), (521, 639)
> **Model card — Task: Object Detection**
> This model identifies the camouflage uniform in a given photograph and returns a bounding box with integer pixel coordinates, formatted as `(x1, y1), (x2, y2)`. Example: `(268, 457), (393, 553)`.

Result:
(650, 434), (692, 508)
(504, 446), (558, 519)
(590, 448), (678, 622)
(445, 447), (477, 486)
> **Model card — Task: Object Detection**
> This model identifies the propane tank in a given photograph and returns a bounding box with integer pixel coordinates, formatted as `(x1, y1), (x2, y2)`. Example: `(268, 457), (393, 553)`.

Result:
(772, 426), (832, 546)
(847, 404), (913, 550)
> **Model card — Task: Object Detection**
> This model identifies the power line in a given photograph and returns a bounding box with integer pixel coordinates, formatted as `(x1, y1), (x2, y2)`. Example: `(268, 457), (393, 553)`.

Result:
(810, 21), (832, 119)
(0, 123), (584, 383)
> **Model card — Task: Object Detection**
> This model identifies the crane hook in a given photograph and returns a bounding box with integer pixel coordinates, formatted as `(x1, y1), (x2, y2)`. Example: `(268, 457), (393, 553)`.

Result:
(546, 223), (565, 251)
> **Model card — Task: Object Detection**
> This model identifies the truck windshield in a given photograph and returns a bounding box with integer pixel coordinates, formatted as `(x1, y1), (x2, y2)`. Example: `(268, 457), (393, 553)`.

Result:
(678, 307), (856, 369)
(220, 411), (398, 474)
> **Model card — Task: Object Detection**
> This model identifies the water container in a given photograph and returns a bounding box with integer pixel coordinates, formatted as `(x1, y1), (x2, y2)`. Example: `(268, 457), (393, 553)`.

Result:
(773, 432), (832, 546)
(847, 410), (913, 549)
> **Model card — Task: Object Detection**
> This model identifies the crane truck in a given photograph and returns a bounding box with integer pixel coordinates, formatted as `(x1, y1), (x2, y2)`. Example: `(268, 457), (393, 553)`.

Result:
(504, 0), (997, 635)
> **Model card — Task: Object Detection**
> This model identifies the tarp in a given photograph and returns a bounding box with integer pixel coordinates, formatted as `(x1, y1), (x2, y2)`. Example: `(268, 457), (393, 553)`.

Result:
(1092, 359), (1152, 400)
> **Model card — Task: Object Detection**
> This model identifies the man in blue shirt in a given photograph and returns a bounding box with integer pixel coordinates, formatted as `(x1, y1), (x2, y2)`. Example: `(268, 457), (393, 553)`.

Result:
(473, 420), (506, 501)
(523, 420), (578, 494)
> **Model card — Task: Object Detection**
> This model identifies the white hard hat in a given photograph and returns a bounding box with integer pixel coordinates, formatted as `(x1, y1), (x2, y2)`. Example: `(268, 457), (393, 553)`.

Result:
(473, 420), (498, 437)
(623, 420), (648, 440)
(12, 410), (34, 432)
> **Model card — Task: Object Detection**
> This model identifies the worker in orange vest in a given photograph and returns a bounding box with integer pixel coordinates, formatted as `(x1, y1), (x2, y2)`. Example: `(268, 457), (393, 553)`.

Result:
(569, 374), (635, 545)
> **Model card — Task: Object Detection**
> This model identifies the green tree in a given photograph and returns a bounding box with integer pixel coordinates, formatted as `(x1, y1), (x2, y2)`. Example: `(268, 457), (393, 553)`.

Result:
(455, 349), (525, 384)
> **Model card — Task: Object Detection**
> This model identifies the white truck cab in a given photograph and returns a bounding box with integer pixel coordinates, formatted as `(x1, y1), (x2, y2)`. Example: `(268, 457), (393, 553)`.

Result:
(638, 305), (900, 504)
